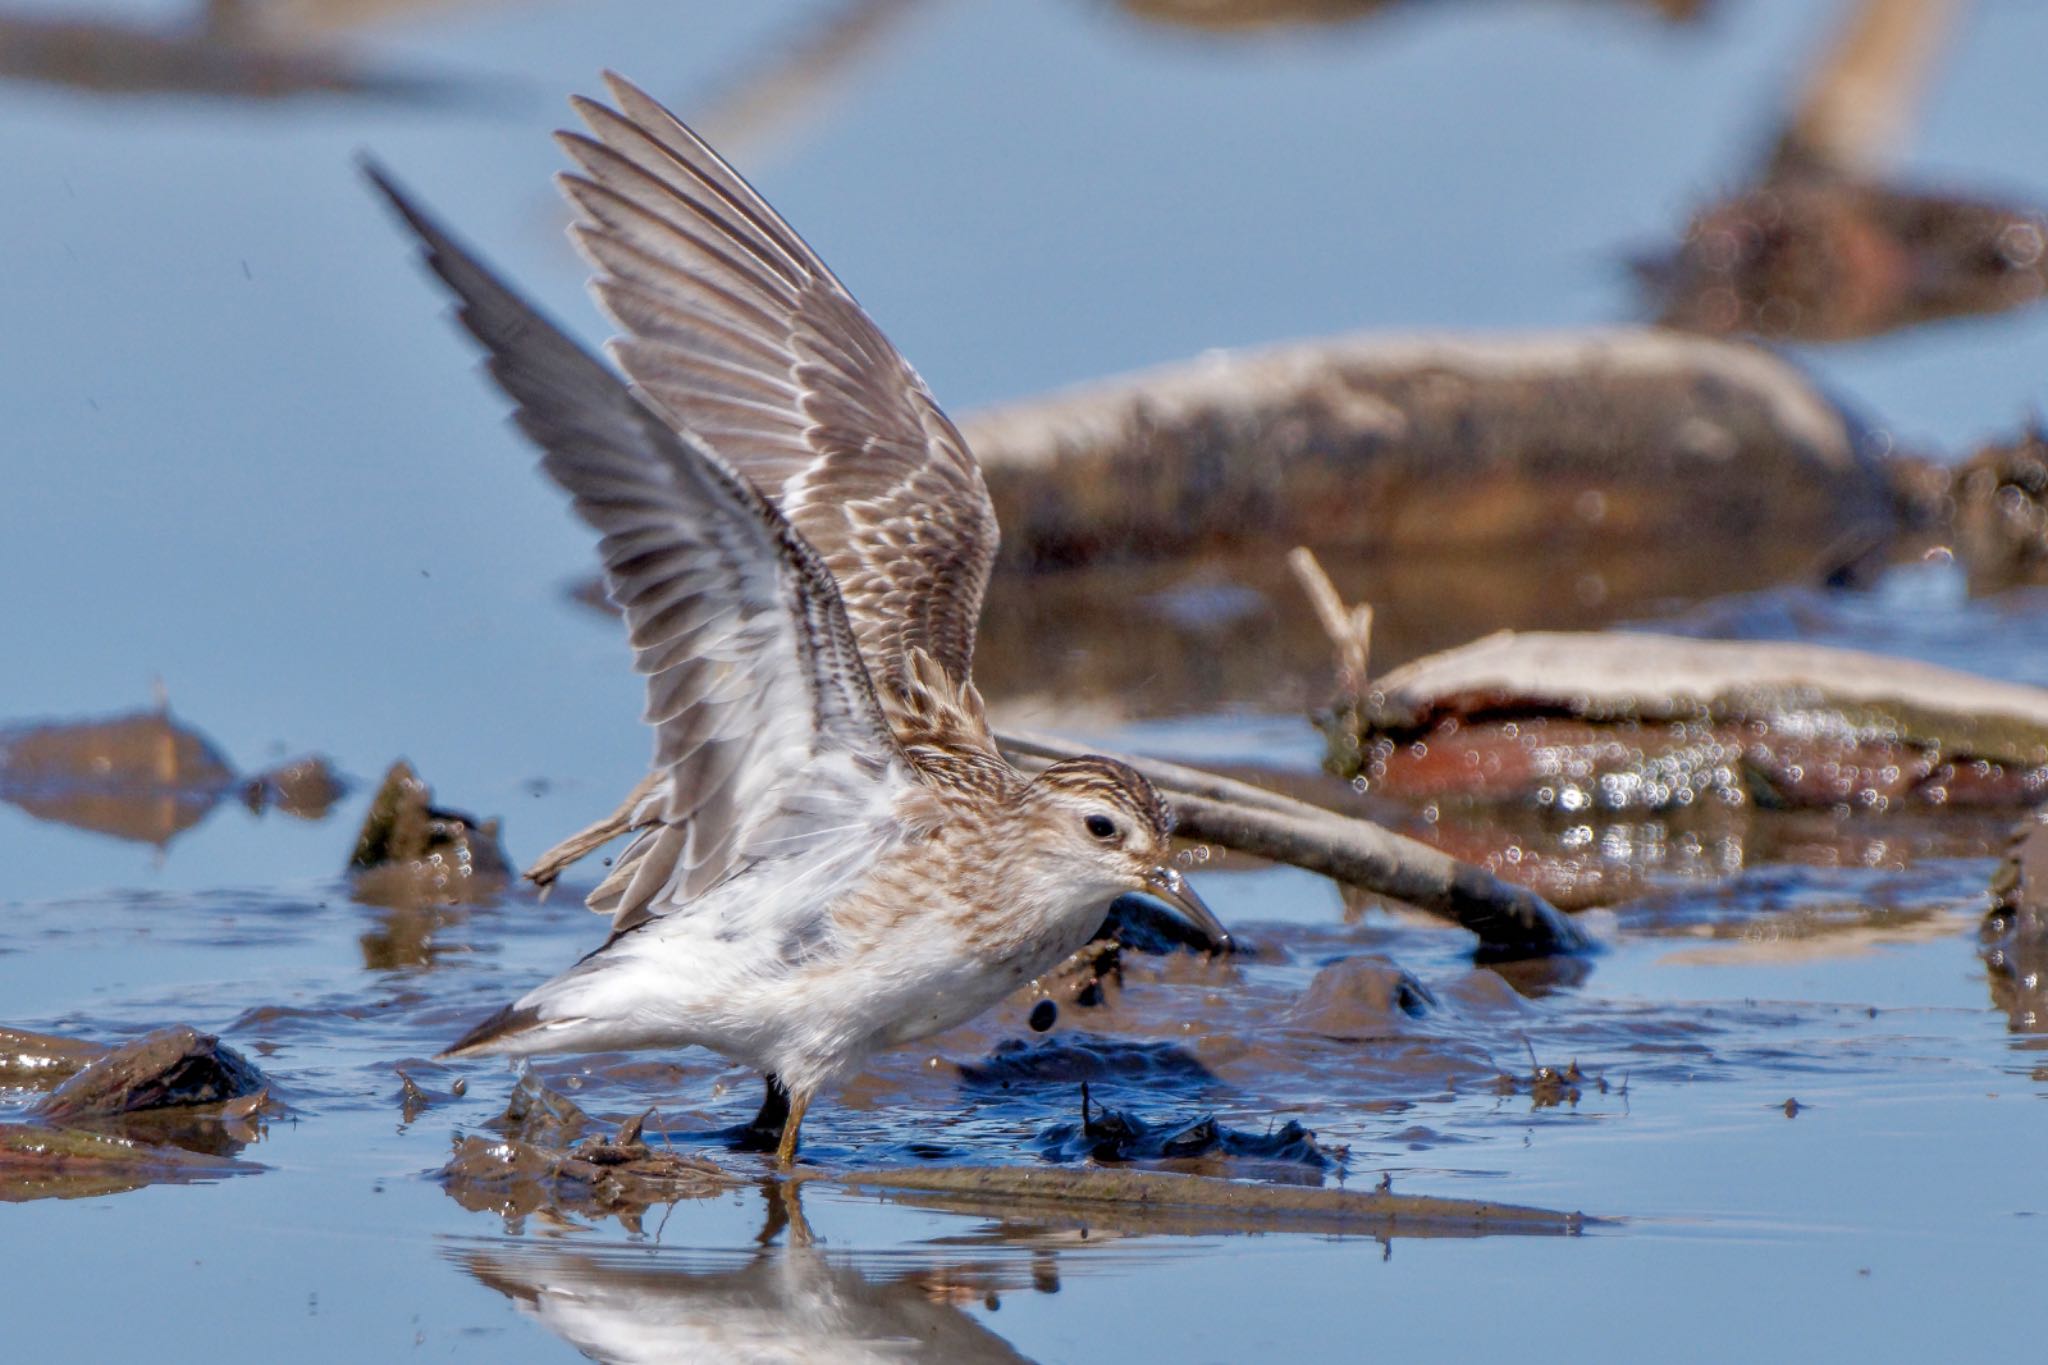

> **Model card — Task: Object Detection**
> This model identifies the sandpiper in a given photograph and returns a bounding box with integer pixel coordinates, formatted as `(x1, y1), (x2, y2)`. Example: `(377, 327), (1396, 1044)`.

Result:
(367, 74), (1227, 1166)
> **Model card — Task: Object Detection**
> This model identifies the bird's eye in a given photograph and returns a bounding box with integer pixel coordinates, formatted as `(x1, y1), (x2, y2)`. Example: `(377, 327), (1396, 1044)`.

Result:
(1085, 814), (1118, 841)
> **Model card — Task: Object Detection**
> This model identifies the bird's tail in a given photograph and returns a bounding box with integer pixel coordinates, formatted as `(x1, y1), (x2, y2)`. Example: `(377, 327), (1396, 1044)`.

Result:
(441, 998), (548, 1058)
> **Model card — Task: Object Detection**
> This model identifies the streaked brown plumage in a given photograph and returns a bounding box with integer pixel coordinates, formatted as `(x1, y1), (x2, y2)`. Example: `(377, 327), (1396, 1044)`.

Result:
(367, 73), (1226, 1167)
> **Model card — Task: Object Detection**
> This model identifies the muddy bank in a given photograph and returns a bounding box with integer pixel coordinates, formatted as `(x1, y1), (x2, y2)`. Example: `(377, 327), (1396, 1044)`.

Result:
(961, 329), (1900, 570)
(0, 705), (342, 846)
(1983, 815), (2048, 1033)
(1120, 0), (1703, 32)
(1645, 174), (2048, 343)
(1642, 0), (2046, 343)
(0, 7), (466, 102)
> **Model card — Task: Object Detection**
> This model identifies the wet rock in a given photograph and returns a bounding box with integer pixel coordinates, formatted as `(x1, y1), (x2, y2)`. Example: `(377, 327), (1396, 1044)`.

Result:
(0, 1027), (110, 1088)
(348, 760), (510, 907)
(0, 1122), (259, 1203)
(1337, 630), (2048, 813)
(33, 1025), (268, 1124)
(1037, 1084), (1342, 1170)
(958, 1034), (1216, 1090)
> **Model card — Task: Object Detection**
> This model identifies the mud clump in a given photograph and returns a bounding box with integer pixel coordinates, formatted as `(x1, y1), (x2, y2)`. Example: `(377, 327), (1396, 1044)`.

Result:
(1038, 1083), (1342, 1171)
(4, 1024), (272, 1201)
(1983, 815), (2048, 1032)
(1286, 956), (1439, 1035)
(348, 760), (510, 906)
(959, 1033), (1216, 1091)
(33, 1025), (269, 1124)
(241, 754), (346, 819)
(1952, 426), (2048, 594)
(489, 1071), (592, 1147)
(442, 1105), (738, 1227)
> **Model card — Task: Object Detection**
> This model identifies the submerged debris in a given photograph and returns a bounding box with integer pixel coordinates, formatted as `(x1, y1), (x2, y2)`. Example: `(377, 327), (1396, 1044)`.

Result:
(834, 1165), (1592, 1238)
(348, 761), (510, 907)
(1286, 956), (1440, 1035)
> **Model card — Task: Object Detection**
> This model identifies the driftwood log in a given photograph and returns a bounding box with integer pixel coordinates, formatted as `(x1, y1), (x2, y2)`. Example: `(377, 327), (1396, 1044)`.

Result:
(962, 327), (1901, 571)
(997, 730), (1592, 959)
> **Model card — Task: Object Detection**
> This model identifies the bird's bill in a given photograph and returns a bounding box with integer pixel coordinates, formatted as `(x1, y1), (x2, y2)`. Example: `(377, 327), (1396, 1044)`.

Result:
(1144, 866), (1231, 952)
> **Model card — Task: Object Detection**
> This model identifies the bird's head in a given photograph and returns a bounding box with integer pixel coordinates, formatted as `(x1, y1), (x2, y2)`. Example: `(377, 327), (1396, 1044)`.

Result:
(1021, 756), (1229, 952)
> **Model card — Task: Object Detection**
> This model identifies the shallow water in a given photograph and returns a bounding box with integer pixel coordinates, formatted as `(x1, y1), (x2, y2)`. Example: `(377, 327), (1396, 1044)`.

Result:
(5, 1), (2048, 1360)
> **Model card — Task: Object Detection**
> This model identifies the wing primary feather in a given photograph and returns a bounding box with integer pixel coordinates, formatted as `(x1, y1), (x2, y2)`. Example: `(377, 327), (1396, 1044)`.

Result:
(362, 156), (903, 932)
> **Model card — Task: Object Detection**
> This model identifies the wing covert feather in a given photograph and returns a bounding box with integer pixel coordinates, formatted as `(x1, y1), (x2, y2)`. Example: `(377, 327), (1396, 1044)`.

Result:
(556, 73), (1001, 712)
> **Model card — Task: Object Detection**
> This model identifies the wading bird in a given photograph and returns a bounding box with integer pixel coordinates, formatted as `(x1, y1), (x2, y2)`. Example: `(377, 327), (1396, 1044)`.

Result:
(368, 74), (1227, 1167)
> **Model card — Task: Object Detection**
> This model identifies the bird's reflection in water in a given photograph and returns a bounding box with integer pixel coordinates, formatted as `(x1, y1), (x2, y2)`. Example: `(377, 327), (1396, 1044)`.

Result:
(457, 1182), (1050, 1364)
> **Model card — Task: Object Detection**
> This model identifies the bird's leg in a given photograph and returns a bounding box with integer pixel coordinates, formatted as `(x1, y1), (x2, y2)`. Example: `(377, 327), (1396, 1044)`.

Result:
(775, 1089), (813, 1169)
(732, 1074), (789, 1152)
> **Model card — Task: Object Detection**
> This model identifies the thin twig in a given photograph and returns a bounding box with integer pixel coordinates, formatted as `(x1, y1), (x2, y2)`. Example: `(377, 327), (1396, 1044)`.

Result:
(1286, 547), (1373, 702)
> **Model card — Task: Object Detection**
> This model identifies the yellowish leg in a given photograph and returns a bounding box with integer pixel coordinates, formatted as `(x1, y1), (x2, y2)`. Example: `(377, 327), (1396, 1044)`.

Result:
(775, 1090), (812, 1169)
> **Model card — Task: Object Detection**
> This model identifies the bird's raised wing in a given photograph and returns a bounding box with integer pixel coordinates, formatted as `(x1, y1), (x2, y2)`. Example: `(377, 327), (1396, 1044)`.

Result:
(366, 163), (904, 934)
(552, 73), (1000, 725)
